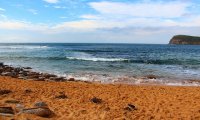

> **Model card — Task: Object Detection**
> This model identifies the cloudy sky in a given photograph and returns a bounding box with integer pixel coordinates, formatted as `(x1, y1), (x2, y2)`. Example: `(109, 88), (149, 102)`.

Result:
(0, 0), (200, 43)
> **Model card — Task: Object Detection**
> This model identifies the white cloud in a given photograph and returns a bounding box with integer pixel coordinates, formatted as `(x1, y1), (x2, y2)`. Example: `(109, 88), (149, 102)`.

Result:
(0, 8), (5, 11)
(60, 16), (67, 19)
(54, 6), (66, 9)
(43, 0), (59, 4)
(81, 15), (101, 20)
(0, 14), (7, 19)
(28, 9), (38, 15)
(0, 21), (28, 30)
(89, 1), (190, 18)
(62, 1), (198, 30)
(0, 21), (49, 31)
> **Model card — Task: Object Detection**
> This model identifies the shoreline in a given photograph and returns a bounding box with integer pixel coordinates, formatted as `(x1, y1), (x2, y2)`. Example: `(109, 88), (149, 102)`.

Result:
(1, 63), (200, 86)
(0, 76), (200, 119)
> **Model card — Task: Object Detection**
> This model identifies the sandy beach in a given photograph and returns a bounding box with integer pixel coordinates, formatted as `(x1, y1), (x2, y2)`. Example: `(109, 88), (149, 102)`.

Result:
(0, 76), (200, 120)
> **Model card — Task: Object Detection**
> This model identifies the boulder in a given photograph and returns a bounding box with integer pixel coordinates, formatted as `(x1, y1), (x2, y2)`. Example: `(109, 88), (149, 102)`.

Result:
(23, 67), (32, 69)
(22, 107), (53, 118)
(68, 78), (75, 81)
(0, 62), (3, 67)
(146, 75), (157, 79)
(13, 67), (22, 73)
(42, 73), (57, 79)
(1, 72), (12, 76)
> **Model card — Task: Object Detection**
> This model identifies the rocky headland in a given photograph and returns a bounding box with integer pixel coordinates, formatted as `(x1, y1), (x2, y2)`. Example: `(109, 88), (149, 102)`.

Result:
(169, 35), (200, 45)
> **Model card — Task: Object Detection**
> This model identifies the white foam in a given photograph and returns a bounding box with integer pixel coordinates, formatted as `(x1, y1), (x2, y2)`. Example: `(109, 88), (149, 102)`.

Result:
(165, 82), (200, 86)
(66, 57), (128, 62)
(0, 45), (49, 49)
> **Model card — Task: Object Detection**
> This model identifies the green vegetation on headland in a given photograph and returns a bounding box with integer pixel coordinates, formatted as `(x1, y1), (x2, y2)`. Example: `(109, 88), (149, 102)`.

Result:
(169, 35), (200, 45)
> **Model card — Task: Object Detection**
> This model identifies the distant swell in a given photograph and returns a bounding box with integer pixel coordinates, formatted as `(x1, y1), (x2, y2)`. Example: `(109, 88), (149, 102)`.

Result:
(129, 59), (200, 65)
(1, 56), (200, 65)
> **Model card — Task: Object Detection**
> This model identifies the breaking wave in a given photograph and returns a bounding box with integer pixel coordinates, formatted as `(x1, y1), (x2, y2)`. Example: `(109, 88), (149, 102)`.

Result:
(0, 45), (49, 49)
(66, 57), (129, 62)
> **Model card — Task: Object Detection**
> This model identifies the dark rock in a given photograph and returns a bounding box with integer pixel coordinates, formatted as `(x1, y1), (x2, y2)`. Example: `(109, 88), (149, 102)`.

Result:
(23, 67), (32, 69)
(146, 75), (157, 79)
(42, 73), (57, 79)
(34, 101), (48, 108)
(28, 72), (39, 76)
(0, 90), (12, 95)
(28, 74), (39, 79)
(0, 62), (3, 67)
(20, 71), (28, 76)
(10, 72), (18, 78)
(68, 78), (75, 81)
(0, 68), (3, 74)
(48, 77), (64, 81)
(0, 107), (14, 114)
(124, 104), (137, 111)
(3, 66), (13, 72)
(13, 67), (22, 73)
(90, 97), (102, 104)
(1, 72), (12, 76)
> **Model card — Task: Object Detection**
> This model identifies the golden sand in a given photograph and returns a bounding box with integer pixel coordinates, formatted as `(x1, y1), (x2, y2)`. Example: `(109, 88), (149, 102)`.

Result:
(0, 76), (200, 120)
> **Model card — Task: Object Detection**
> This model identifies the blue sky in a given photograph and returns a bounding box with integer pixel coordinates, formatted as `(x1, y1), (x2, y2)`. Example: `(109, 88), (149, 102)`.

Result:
(0, 0), (200, 43)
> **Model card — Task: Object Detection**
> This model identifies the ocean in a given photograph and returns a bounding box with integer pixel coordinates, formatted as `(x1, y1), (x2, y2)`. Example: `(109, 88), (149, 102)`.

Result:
(0, 43), (200, 85)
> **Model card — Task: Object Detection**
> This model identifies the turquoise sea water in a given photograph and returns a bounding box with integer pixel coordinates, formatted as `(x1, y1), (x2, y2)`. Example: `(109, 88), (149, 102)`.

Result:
(0, 43), (200, 85)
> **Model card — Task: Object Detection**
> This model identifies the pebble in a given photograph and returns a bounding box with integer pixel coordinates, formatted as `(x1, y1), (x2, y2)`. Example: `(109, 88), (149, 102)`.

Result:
(4, 100), (20, 104)
(0, 107), (14, 115)
(124, 104), (137, 111)
(0, 90), (12, 95)
(90, 97), (102, 104)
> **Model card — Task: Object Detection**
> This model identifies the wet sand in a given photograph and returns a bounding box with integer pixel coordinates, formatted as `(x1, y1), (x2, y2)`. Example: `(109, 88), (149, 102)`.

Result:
(0, 76), (200, 120)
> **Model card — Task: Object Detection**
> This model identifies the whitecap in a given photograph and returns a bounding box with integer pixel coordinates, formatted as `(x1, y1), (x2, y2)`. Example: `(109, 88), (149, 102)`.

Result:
(0, 45), (49, 49)
(66, 57), (129, 62)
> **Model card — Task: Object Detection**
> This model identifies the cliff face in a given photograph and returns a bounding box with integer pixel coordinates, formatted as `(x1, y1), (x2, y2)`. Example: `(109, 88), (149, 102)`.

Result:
(169, 35), (200, 45)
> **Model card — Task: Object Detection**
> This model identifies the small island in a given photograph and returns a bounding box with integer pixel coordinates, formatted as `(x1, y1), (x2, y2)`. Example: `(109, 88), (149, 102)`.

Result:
(169, 35), (200, 45)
